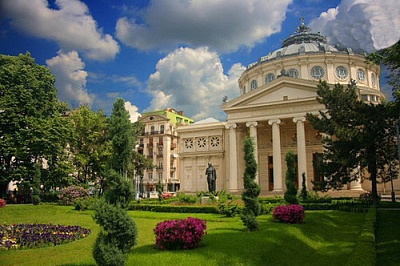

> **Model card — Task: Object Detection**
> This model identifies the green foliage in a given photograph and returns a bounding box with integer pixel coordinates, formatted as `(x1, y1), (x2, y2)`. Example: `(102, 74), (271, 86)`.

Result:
(69, 106), (110, 185)
(93, 232), (127, 266)
(108, 98), (135, 175)
(307, 80), (398, 205)
(284, 151), (298, 204)
(93, 201), (137, 265)
(218, 201), (240, 217)
(300, 173), (308, 200)
(104, 170), (134, 209)
(128, 204), (219, 213)
(0, 53), (72, 195)
(241, 137), (261, 231)
(74, 196), (100, 211)
(177, 193), (198, 204)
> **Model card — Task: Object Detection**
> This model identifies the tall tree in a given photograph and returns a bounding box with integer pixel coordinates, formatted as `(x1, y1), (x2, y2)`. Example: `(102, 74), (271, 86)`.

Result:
(68, 106), (110, 185)
(307, 81), (398, 205)
(241, 136), (261, 231)
(367, 40), (400, 102)
(108, 98), (135, 177)
(0, 53), (71, 197)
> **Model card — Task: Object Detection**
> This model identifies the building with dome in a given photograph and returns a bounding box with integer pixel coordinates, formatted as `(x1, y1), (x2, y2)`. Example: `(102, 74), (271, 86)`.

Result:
(174, 20), (394, 196)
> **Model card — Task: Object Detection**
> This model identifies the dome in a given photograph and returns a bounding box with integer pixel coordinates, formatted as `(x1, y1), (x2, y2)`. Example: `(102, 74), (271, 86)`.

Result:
(246, 19), (366, 70)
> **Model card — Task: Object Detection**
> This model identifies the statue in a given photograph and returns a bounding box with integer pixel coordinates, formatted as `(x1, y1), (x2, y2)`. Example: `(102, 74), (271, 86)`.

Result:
(205, 163), (217, 193)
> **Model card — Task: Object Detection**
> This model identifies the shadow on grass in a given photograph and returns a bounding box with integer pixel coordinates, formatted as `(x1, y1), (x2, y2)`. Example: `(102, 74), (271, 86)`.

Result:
(121, 210), (365, 266)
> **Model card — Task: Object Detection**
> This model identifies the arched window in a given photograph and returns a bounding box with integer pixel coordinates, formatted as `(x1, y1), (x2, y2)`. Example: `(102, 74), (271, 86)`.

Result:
(287, 68), (299, 78)
(150, 126), (155, 134)
(160, 125), (165, 134)
(265, 73), (275, 83)
(251, 80), (258, 90)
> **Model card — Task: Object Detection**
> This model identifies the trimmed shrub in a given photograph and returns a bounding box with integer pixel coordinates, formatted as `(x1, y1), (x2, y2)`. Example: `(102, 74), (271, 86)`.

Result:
(273, 204), (305, 224)
(218, 201), (240, 217)
(58, 185), (89, 205)
(74, 196), (99, 211)
(104, 170), (134, 209)
(284, 151), (298, 204)
(154, 217), (206, 250)
(0, 198), (6, 208)
(93, 232), (127, 266)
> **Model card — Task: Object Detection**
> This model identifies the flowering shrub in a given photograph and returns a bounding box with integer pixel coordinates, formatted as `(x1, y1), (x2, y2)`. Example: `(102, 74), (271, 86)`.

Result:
(273, 204), (305, 224)
(0, 198), (6, 208)
(0, 223), (91, 250)
(154, 217), (206, 250)
(58, 185), (89, 205)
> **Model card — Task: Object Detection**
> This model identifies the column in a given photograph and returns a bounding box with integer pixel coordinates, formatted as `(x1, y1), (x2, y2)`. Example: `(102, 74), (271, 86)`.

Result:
(351, 165), (363, 190)
(225, 123), (238, 192)
(268, 119), (283, 191)
(246, 121), (259, 183)
(293, 117), (308, 187)
(164, 136), (171, 191)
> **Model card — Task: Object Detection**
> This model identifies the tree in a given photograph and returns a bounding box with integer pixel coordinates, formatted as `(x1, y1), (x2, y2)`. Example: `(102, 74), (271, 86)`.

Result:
(0, 53), (72, 197)
(108, 98), (135, 177)
(241, 136), (261, 231)
(68, 106), (111, 186)
(367, 40), (400, 102)
(307, 81), (398, 205)
(284, 151), (298, 204)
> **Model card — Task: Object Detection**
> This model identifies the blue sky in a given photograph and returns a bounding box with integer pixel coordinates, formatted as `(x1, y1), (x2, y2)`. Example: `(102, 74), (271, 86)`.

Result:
(1, 0), (399, 121)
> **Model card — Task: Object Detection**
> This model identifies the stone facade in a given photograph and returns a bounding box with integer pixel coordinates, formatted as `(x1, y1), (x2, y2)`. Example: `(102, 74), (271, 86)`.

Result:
(175, 21), (398, 196)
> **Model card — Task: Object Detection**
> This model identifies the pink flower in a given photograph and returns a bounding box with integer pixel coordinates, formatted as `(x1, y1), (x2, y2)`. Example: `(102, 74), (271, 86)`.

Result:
(273, 204), (305, 224)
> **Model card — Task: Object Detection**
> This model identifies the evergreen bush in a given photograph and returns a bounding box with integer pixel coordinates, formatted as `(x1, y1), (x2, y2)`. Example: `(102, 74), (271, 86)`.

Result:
(241, 137), (261, 231)
(284, 151), (298, 204)
(104, 170), (134, 209)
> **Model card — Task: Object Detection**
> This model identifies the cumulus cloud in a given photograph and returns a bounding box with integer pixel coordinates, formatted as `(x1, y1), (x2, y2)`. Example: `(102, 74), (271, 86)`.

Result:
(2, 0), (119, 60)
(124, 101), (141, 123)
(46, 50), (94, 107)
(310, 0), (400, 52)
(145, 47), (245, 121)
(116, 0), (292, 53)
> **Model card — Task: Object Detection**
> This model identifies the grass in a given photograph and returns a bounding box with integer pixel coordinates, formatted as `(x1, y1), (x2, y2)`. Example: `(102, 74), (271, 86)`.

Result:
(376, 209), (400, 266)
(0, 204), (366, 266)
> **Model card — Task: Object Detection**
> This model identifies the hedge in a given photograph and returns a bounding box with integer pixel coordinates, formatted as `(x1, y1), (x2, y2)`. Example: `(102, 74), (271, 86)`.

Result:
(129, 204), (219, 213)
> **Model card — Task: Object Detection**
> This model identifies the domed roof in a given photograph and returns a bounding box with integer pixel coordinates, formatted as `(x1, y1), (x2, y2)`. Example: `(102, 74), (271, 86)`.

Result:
(246, 19), (366, 70)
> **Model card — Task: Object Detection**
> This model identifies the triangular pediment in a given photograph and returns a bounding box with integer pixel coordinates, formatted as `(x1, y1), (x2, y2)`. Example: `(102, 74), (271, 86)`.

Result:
(222, 77), (319, 110)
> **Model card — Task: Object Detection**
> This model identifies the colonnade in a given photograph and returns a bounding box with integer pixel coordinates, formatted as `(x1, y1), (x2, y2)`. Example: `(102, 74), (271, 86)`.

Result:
(226, 117), (308, 192)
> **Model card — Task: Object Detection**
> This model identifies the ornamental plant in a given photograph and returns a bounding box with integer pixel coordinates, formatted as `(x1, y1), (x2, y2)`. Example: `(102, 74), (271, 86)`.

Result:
(154, 217), (207, 250)
(0, 198), (6, 208)
(58, 185), (89, 205)
(273, 204), (305, 224)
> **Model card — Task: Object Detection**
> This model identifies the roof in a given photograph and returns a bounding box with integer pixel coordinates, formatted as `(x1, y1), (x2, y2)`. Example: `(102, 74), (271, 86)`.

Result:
(246, 19), (366, 70)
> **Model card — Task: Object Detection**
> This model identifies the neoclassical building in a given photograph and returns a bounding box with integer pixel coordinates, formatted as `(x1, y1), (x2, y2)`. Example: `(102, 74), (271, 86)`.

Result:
(176, 20), (392, 195)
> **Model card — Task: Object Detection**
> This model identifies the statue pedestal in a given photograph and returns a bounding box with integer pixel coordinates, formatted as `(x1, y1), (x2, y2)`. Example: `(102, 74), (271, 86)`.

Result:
(200, 196), (219, 205)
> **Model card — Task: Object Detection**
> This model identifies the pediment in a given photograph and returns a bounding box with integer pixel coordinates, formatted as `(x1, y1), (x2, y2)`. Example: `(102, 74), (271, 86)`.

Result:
(223, 77), (319, 110)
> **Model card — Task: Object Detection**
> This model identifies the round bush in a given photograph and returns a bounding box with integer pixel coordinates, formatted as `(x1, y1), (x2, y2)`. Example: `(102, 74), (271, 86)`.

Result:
(154, 217), (206, 250)
(273, 204), (305, 224)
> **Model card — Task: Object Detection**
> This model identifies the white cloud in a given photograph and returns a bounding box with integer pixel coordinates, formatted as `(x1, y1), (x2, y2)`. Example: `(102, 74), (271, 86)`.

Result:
(124, 101), (141, 123)
(2, 0), (119, 60)
(310, 0), (400, 52)
(46, 50), (94, 107)
(116, 0), (292, 53)
(145, 47), (245, 121)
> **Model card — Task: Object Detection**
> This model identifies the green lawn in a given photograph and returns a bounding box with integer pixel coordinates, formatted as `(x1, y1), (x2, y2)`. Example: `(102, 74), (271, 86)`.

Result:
(376, 209), (400, 266)
(0, 204), (366, 266)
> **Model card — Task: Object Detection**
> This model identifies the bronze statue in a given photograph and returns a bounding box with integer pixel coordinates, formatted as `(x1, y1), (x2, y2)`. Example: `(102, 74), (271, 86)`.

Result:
(205, 163), (217, 193)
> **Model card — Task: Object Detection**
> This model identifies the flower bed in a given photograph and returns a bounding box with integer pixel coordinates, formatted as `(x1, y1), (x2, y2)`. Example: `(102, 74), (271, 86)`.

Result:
(0, 224), (91, 250)
(154, 217), (206, 250)
(273, 204), (305, 224)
